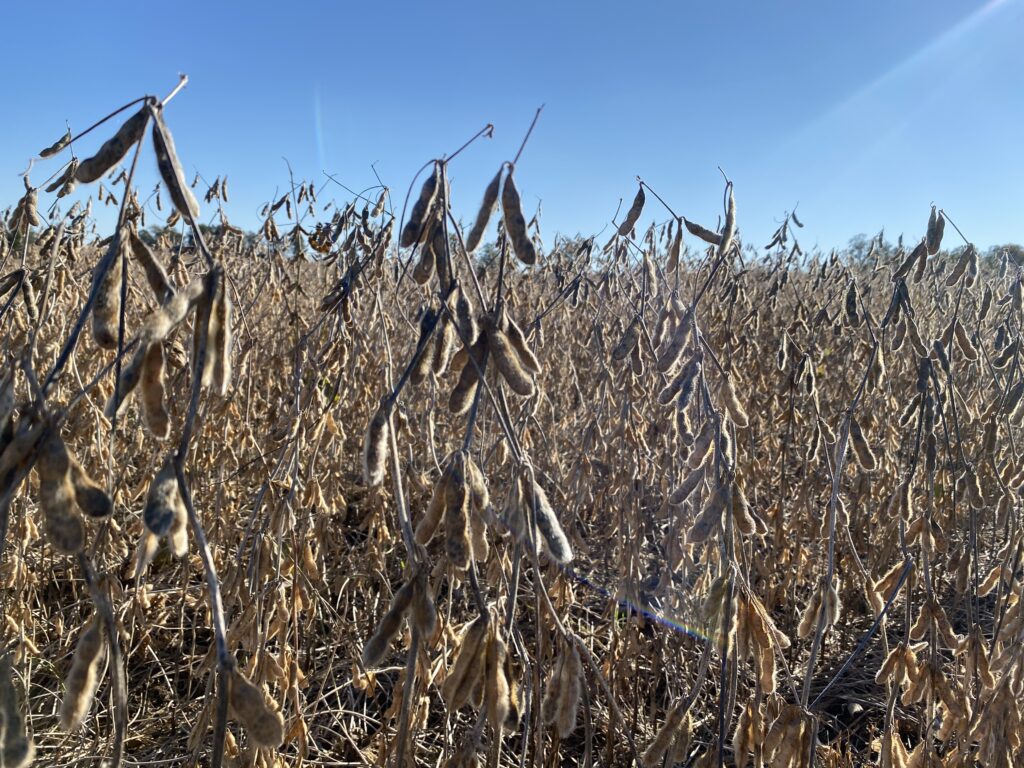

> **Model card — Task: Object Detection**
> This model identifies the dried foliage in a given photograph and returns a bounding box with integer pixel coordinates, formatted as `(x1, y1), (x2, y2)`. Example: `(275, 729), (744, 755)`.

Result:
(0, 83), (1021, 768)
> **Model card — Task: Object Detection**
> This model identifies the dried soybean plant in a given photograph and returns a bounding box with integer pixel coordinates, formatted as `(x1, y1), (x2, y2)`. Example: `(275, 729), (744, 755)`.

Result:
(1, 81), (1023, 768)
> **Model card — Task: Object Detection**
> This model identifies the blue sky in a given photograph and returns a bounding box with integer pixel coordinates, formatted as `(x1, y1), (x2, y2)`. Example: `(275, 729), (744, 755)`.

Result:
(2, 1), (1021, 252)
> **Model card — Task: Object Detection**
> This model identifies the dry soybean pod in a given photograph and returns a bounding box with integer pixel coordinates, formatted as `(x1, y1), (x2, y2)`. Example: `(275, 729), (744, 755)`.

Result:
(483, 314), (535, 397)
(683, 218), (722, 246)
(504, 310), (541, 375)
(143, 457), (186, 541)
(67, 452), (113, 519)
(129, 226), (173, 302)
(618, 184), (645, 236)
(501, 169), (537, 265)
(211, 281), (233, 394)
(465, 166), (503, 253)
(149, 103), (200, 220)
(91, 231), (125, 350)
(140, 341), (171, 439)
(0, 654), (34, 768)
(400, 162), (440, 248)
(228, 668), (285, 748)
(74, 106), (150, 184)
(362, 401), (391, 486)
(361, 579), (416, 667)
(59, 616), (106, 731)
(528, 479), (572, 564)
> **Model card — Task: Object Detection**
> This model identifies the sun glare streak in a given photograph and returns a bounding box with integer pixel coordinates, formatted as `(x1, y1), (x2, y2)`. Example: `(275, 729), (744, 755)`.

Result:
(784, 0), (1015, 151)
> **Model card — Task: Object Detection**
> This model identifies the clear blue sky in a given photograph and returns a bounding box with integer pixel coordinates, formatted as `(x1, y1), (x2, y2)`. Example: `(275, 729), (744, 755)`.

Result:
(2, 1), (1022, 252)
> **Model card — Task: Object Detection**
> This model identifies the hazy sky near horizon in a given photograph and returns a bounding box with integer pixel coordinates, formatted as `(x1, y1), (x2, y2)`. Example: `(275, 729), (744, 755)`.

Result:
(2, 0), (1021, 252)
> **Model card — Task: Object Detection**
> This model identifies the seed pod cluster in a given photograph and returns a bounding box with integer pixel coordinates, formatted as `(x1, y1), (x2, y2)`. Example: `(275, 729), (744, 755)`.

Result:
(656, 307), (692, 373)
(642, 701), (691, 767)
(541, 642), (582, 739)
(735, 593), (790, 693)
(659, 349), (702, 406)
(503, 473), (573, 564)
(104, 279), (207, 420)
(483, 312), (536, 397)
(441, 614), (490, 711)
(611, 317), (641, 362)
(763, 705), (810, 768)
(686, 483), (726, 545)
(415, 452), (490, 569)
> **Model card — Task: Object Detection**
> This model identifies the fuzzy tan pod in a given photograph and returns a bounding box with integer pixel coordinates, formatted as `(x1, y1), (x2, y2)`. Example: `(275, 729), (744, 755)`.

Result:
(229, 668), (285, 748)
(60, 616), (106, 731)
(400, 164), (440, 248)
(68, 452), (113, 519)
(718, 184), (736, 256)
(192, 273), (222, 390)
(485, 631), (510, 733)
(464, 455), (490, 513)
(501, 172), (536, 265)
(618, 185), (645, 236)
(362, 403), (391, 486)
(140, 342), (171, 439)
(129, 227), (173, 301)
(39, 128), (72, 158)
(411, 231), (436, 284)
(465, 167), (503, 253)
(442, 615), (490, 711)
(36, 430), (85, 554)
(410, 570), (437, 638)
(211, 281), (233, 395)
(542, 644), (582, 739)
(0, 655), (35, 768)
(361, 579), (415, 667)
(926, 205), (945, 256)
(526, 480), (573, 564)
(444, 466), (473, 570)
(431, 315), (458, 377)
(483, 314), (534, 397)
(449, 337), (488, 415)
(415, 466), (451, 546)
(455, 289), (479, 346)
(75, 106), (149, 183)
(91, 233), (124, 350)
(143, 457), (187, 546)
(683, 218), (722, 245)
(149, 104), (200, 220)
(504, 311), (541, 375)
